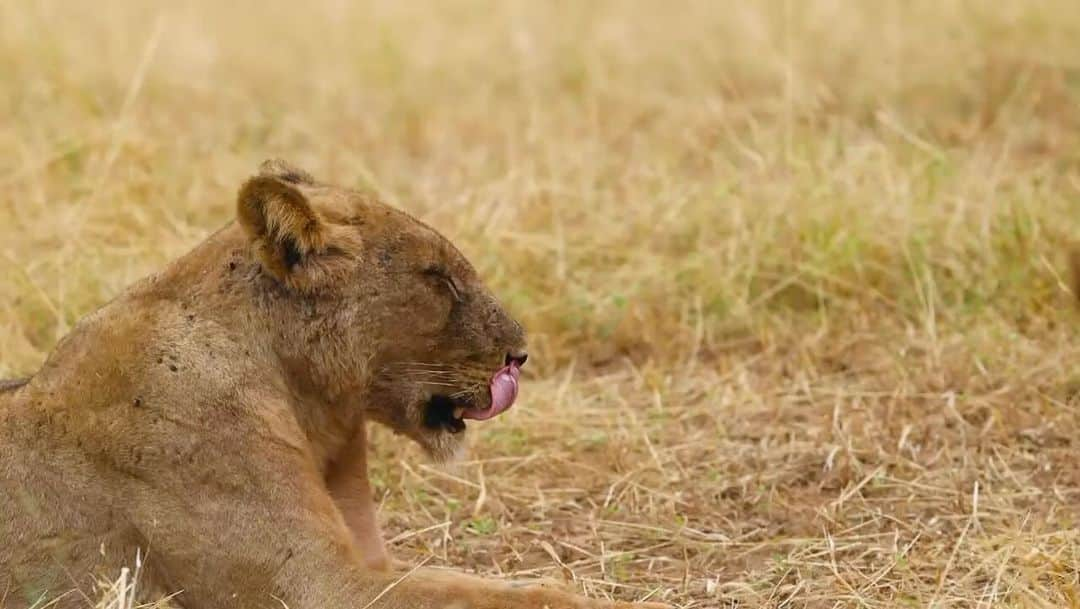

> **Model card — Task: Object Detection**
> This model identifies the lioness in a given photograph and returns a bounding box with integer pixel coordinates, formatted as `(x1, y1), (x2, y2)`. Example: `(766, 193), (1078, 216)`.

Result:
(0, 162), (665, 609)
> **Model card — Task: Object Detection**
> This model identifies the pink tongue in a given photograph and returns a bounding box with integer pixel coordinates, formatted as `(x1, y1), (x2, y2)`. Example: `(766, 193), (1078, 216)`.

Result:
(462, 364), (520, 421)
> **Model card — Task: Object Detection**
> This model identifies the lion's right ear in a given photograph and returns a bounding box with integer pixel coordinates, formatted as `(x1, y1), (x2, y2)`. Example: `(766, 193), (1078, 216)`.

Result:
(236, 175), (326, 286)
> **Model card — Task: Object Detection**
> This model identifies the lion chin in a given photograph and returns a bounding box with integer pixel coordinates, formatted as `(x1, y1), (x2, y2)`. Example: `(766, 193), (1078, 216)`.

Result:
(421, 428), (470, 465)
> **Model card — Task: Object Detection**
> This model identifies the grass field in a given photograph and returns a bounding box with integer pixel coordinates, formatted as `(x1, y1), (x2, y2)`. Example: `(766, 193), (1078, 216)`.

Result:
(3, 1), (1080, 607)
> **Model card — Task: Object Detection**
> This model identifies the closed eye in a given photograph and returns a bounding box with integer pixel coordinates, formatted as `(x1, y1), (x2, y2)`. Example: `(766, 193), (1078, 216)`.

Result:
(423, 266), (462, 302)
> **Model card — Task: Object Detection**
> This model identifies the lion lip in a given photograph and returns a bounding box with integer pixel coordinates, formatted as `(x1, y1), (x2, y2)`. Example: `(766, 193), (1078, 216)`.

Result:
(461, 363), (520, 421)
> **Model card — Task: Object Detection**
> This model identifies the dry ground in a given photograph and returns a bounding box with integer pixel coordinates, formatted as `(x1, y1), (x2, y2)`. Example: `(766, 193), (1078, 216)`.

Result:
(3, 1), (1080, 607)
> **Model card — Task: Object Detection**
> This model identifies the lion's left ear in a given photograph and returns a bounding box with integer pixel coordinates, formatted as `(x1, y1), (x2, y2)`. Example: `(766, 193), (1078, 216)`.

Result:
(236, 174), (326, 285)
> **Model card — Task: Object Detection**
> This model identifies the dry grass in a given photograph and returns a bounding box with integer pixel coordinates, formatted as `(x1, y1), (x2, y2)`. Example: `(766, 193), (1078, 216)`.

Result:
(3, 1), (1080, 607)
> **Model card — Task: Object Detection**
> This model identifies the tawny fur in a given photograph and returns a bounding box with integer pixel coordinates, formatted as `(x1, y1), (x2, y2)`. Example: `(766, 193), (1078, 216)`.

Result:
(0, 161), (665, 609)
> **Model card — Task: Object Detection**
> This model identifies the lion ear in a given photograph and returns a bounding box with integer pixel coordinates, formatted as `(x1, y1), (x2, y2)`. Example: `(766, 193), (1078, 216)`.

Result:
(236, 174), (326, 284)
(257, 158), (316, 185)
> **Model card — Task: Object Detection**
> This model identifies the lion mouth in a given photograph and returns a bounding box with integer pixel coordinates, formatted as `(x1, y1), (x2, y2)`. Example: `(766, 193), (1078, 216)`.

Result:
(422, 363), (521, 433)
(423, 395), (468, 434)
(463, 363), (520, 420)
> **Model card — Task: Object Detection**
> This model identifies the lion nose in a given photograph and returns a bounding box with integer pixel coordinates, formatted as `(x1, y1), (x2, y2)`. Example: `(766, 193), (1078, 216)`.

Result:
(505, 351), (528, 368)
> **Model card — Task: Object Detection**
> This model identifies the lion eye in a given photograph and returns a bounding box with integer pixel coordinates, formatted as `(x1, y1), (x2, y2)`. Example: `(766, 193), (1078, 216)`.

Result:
(442, 276), (462, 301)
(423, 266), (462, 302)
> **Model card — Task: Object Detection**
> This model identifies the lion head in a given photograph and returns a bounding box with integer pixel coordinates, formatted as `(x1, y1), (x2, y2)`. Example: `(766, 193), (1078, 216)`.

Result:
(236, 160), (527, 461)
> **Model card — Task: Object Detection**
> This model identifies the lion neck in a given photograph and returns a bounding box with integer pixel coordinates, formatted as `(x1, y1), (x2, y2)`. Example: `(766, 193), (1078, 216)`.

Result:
(157, 223), (374, 473)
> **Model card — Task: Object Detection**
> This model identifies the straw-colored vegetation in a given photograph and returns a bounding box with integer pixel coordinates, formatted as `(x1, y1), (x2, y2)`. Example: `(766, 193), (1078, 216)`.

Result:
(3, 1), (1080, 607)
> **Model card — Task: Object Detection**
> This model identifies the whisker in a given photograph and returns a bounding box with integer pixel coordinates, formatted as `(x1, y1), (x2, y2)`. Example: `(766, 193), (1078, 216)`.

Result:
(396, 371), (462, 378)
(388, 361), (496, 374)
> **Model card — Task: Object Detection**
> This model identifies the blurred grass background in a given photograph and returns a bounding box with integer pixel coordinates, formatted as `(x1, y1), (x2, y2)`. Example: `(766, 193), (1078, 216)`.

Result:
(3, 1), (1080, 607)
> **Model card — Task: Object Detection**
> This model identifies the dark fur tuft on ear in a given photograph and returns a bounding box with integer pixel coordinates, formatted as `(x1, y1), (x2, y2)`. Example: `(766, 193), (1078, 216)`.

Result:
(258, 159), (316, 185)
(237, 175), (325, 283)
